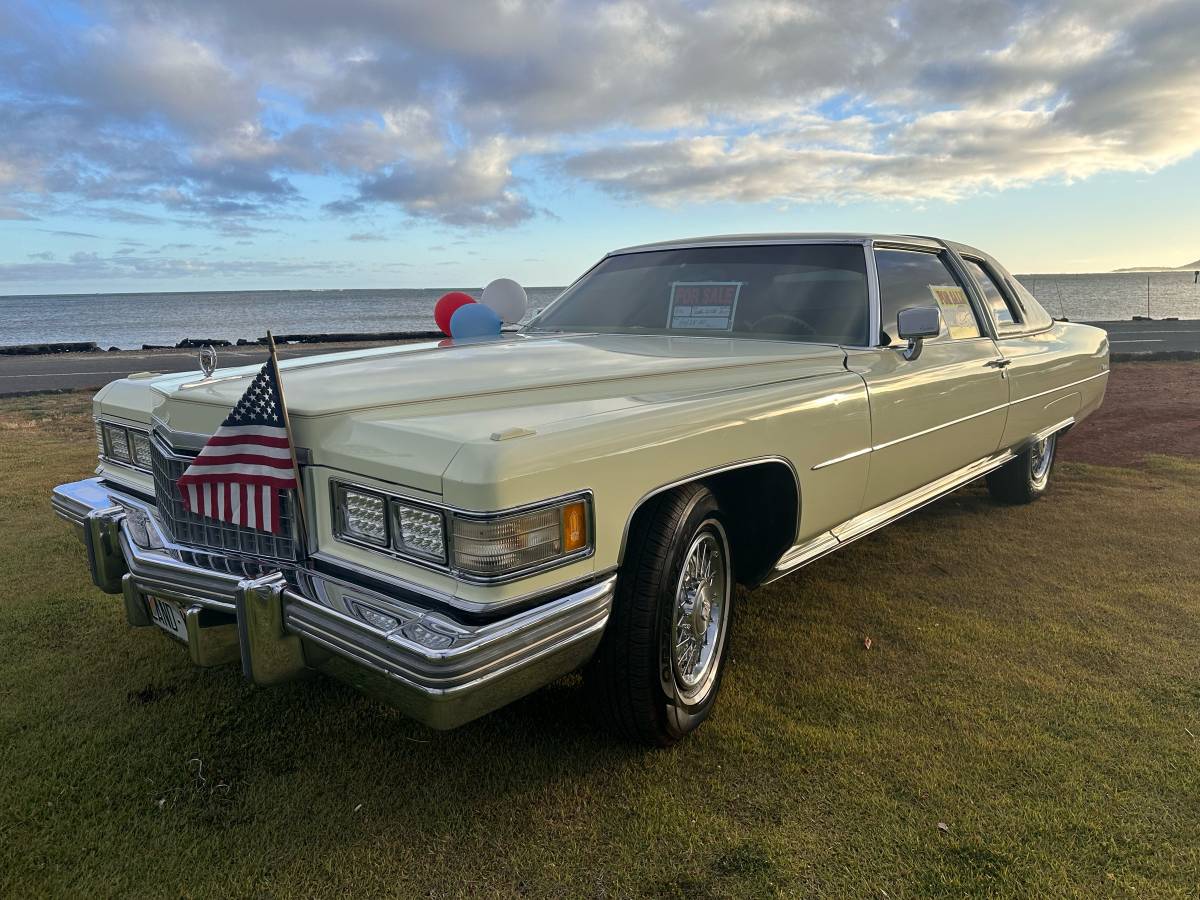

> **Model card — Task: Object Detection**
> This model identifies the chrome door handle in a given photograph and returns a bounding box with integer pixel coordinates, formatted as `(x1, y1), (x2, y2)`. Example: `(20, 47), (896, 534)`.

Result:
(985, 358), (1012, 369)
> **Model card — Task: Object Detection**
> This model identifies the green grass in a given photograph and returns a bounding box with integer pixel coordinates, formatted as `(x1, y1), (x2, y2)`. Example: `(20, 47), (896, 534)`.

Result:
(2, 393), (1198, 897)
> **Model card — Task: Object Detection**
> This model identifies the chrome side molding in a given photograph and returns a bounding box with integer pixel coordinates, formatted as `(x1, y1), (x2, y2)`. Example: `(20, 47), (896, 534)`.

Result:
(770, 443), (1026, 583)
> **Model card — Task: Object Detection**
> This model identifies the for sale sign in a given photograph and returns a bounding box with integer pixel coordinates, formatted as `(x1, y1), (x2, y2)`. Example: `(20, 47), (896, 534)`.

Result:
(667, 281), (742, 331)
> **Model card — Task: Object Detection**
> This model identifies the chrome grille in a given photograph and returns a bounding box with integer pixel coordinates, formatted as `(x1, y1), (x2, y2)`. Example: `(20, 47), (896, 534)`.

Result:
(151, 435), (299, 561)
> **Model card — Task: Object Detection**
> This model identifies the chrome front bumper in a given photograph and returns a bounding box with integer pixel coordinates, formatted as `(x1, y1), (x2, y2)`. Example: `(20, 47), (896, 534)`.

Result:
(51, 477), (614, 729)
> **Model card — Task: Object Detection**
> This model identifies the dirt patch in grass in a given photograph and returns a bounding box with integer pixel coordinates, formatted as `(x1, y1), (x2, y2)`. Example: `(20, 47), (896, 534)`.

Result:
(1058, 360), (1199, 467)
(2, 390), (1199, 897)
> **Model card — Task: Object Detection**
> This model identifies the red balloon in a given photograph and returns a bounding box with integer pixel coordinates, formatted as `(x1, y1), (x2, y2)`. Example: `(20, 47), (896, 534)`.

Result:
(434, 292), (475, 335)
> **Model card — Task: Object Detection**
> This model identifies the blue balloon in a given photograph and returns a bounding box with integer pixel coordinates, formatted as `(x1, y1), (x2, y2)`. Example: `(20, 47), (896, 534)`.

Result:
(449, 302), (502, 339)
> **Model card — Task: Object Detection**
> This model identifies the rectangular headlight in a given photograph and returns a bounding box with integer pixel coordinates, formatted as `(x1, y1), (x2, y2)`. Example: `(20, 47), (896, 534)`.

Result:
(450, 497), (590, 578)
(391, 502), (446, 562)
(333, 484), (388, 546)
(102, 423), (131, 462)
(331, 480), (590, 580)
(130, 431), (154, 470)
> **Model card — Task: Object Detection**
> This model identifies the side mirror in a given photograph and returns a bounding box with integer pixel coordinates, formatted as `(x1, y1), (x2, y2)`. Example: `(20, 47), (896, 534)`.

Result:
(897, 306), (942, 361)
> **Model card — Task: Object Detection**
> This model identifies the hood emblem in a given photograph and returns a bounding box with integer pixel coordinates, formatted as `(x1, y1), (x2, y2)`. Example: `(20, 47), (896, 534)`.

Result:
(198, 345), (217, 379)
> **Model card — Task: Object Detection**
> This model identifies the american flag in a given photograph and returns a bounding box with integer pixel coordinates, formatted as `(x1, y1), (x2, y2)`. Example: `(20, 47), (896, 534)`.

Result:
(177, 354), (298, 534)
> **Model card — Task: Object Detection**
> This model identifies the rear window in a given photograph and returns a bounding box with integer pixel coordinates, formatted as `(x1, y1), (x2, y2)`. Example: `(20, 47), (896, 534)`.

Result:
(963, 258), (1020, 326)
(529, 244), (871, 346)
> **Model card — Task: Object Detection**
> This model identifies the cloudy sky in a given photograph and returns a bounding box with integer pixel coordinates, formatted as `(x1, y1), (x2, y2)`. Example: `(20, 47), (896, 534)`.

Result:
(2, 0), (1199, 294)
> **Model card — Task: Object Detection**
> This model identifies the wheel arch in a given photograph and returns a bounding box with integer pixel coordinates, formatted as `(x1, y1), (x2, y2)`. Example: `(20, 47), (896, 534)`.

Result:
(616, 458), (801, 589)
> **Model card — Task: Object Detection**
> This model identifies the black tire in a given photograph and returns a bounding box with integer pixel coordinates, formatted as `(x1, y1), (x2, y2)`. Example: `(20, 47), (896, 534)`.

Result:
(584, 483), (734, 747)
(986, 433), (1058, 504)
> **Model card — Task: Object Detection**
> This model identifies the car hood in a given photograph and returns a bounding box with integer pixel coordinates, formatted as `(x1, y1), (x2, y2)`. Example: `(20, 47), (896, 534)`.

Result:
(143, 333), (848, 492)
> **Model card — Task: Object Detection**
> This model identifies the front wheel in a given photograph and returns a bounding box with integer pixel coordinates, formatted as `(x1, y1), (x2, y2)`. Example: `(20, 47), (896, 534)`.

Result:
(986, 433), (1058, 504)
(584, 483), (734, 747)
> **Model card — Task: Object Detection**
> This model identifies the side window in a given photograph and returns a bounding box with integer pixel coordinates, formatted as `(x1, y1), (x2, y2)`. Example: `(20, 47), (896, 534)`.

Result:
(875, 249), (982, 345)
(963, 258), (1020, 327)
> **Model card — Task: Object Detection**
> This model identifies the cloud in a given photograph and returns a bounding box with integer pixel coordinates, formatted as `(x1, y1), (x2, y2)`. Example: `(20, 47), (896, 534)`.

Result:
(39, 228), (102, 239)
(0, 207), (36, 220)
(0, 248), (355, 283)
(0, 0), (1197, 240)
(347, 232), (386, 241)
(90, 207), (163, 225)
(350, 139), (538, 227)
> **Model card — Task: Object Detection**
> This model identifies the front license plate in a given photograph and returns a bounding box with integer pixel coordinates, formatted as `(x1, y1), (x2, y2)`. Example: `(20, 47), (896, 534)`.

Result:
(147, 596), (189, 644)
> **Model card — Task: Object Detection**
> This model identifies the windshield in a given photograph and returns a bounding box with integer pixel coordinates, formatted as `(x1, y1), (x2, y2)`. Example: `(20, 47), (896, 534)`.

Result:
(528, 243), (870, 345)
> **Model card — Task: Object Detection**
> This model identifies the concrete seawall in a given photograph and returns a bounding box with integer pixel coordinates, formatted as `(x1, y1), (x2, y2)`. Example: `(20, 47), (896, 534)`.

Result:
(0, 330), (446, 356)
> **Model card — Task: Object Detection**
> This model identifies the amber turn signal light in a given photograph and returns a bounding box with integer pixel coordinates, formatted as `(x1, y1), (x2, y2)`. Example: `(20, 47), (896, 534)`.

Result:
(561, 500), (588, 552)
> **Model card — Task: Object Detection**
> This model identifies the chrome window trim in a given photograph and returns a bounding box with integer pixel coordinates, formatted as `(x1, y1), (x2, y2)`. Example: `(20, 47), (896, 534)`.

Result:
(865, 239), (882, 349)
(869, 243), (993, 345)
(328, 478), (596, 585)
(605, 236), (875, 256)
(958, 254), (1024, 337)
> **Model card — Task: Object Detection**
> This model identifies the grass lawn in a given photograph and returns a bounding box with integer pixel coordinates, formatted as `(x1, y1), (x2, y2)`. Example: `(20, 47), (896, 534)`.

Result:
(2, 389), (1198, 897)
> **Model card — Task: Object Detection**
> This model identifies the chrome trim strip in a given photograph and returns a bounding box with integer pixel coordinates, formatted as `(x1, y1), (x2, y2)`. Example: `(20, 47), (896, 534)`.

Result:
(810, 446), (873, 471)
(871, 401), (1010, 453)
(608, 236), (874, 257)
(311, 549), (619, 617)
(809, 369), (1107, 470)
(1033, 417), (1075, 444)
(865, 239), (883, 348)
(833, 450), (1013, 543)
(282, 575), (614, 690)
(615, 456), (802, 566)
(151, 419), (311, 464)
(771, 446), (1022, 581)
(773, 532), (839, 571)
(1009, 370), (1108, 405)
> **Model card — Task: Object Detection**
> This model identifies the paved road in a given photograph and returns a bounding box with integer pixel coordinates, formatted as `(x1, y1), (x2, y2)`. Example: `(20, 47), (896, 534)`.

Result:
(1088, 319), (1200, 354)
(2, 320), (1197, 396)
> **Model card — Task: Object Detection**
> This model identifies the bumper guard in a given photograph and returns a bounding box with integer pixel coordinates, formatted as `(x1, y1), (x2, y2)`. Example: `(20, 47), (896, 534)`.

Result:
(52, 477), (614, 729)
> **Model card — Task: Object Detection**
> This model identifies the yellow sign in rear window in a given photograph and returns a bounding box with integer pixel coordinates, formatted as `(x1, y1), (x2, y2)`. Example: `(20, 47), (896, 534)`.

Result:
(928, 285), (980, 340)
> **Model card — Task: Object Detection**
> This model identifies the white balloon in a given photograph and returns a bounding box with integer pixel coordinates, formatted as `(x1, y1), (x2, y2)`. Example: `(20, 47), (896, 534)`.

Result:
(481, 277), (528, 324)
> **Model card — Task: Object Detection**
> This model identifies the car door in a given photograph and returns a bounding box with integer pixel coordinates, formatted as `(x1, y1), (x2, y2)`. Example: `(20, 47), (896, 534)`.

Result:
(959, 253), (1091, 449)
(845, 244), (1011, 512)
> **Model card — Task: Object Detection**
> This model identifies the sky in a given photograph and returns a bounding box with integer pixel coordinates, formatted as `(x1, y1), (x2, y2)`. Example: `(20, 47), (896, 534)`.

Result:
(1, 0), (1199, 296)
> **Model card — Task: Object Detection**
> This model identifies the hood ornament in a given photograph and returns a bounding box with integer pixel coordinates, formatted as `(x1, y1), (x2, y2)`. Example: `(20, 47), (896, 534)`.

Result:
(198, 345), (217, 379)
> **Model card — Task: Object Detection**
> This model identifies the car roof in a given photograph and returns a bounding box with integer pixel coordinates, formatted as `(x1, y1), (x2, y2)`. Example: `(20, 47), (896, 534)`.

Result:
(608, 233), (988, 258)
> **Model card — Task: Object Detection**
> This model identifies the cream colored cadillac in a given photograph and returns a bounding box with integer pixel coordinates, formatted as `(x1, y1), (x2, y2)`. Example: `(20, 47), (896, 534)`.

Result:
(52, 234), (1108, 746)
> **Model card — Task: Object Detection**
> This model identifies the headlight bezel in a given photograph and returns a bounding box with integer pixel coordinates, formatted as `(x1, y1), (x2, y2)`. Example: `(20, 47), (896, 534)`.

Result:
(97, 418), (153, 474)
(329, 478), (593, 583)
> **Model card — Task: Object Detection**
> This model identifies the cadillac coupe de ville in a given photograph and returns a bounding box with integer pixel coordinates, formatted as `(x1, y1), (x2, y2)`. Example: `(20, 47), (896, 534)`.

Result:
(53, 234), (1108, 746)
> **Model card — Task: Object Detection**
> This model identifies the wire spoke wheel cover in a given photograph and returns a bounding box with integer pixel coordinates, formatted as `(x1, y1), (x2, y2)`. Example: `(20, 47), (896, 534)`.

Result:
(662, 520), (731, 706)
(1030, 433), (1056, 487)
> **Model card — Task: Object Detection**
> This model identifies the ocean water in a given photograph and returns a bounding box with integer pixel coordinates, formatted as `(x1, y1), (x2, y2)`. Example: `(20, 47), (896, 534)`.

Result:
(0, 287), (566, 350)
(2, 273), (1198, 349)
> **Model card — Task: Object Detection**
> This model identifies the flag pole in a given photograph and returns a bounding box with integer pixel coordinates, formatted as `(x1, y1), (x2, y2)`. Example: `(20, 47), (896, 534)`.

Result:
(267, 330), (310, 557)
